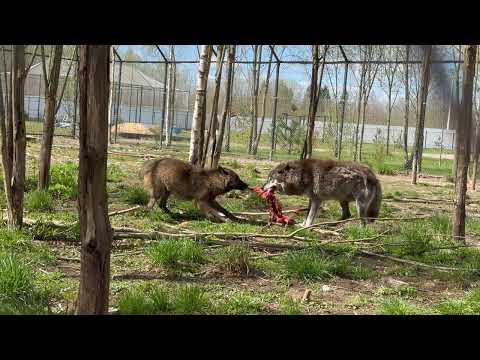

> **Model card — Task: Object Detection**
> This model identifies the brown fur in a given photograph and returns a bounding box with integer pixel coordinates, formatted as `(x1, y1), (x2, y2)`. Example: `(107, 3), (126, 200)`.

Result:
(143, 158), (248, 222)
(264, 159), (382, 225)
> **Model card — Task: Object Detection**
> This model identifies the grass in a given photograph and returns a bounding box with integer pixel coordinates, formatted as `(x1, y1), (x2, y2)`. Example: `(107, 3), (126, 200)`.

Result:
(48, 161), (78, 200)
(279, 296), (303, 315)
(377, 297), (426, 315)
(173, 284), (211, 314)
(120, 186), (150, 206)
(25, 190), (54, 211)
(283, 251), (349, 280)
(117, 284), (171, 315)
(148, 239), (204, 271)
(0, 252), (49, 314)
(214, 243), (252, 275)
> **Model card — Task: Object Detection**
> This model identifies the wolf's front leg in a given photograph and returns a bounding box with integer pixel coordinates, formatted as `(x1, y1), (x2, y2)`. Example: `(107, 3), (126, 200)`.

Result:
(199, 200), (226, 223)
(303, 196), (321, 227)
(211, 200), (242, 222)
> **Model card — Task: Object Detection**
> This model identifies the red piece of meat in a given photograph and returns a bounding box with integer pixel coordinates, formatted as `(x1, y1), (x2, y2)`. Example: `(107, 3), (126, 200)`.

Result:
(250, 186), (292, 225)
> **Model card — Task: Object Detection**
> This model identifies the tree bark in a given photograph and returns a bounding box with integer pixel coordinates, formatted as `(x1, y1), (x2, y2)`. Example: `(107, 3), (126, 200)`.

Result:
(189, 45), (213, 166)
(302, 45), (328, 160)
(9, 46), (27, 228)
(202, 45), (226, 167)
(336, 63), (348, 159)
(452, 45), (477, 242)
(252, 46), (274, 155)
(210, 46), (236, 169)
(38, 45), (63, 190)
(353, 61), (366, 161)
(411, 46), (433, 185)
(248, 45), (260, 154)
(269, 62), (280, 161)
(403, 45), (411, 169)
(76, 45), (113, 314)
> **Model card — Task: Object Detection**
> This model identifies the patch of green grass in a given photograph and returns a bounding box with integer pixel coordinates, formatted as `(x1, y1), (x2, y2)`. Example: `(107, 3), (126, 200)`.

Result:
(434, 288), (480, 315)
(377, 297), (426, 315)
(120, 186), (150, 206)
(173, 284), (211, 314)
(49, 162), (78, 200)
(243, 191), (266, 209)
(25, 176), (38, 192)
(224, 159), (241, 170)
(217, 291), (266, 314)
(385, 222), (433, 257)
(107, 164), (125, 183)
(148, 239), (204, 271)
(283, 251), (348, 280)
(25, 190), (54, 211)
(215, 243), (252, 275)
(279, 296), (303, 315)
(0, 252), (49, 314)
(344, 224), (378, 240)
(376, 163), (396, 175)
(117, 284), (171, 315)
(430, 213), (451, 235)
(117, 288), (156, 315)
(377, 285), (418, 299)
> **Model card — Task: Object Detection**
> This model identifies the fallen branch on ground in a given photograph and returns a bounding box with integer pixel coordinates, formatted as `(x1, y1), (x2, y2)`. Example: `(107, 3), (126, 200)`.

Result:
(108, 205), (142, 217)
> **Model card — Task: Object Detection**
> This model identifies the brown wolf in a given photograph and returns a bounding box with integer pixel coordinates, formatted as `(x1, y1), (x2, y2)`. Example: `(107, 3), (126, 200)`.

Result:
(142, 158), (249, 222)
(263, 159), (382, 226)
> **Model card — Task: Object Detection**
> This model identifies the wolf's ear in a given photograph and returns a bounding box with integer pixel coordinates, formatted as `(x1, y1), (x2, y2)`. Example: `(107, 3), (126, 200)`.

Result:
(284, 164), (291, 171)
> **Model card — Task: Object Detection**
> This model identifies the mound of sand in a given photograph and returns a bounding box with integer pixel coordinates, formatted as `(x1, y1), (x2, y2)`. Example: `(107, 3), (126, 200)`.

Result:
(112, 122), (154, 136)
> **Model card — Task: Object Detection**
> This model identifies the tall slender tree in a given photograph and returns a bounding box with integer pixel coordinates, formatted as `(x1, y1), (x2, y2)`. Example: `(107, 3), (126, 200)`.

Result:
(411, 45), (433, 185)
(210, 45), (236, 168)
(189, 45), (213, 166)
(38, 45), (63, 190)
(453, 45), (477, 242)
(76, 45), (113, 314)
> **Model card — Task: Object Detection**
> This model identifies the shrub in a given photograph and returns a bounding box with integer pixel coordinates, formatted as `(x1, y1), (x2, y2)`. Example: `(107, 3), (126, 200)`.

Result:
(49, 162), (78, 200)
(25, 190), (54, 211)
(215, 243), (251, 275)
(121, 186), (150, 206)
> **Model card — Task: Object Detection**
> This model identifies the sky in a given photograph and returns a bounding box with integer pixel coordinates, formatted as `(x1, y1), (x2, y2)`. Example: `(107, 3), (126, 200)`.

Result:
(116, 45), (461, 107)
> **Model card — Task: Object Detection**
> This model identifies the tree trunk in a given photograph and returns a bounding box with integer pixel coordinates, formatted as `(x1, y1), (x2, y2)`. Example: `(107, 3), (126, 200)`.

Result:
(412, 46), (433, 185)
(386, 87), (392, 155)
(0, 47), (14, 226)
(359, 99), (368, 161)
(248, 45), (260, 154)
(203, 45), (226, 167)
(252, 46), (274, 155)
(165, 46), (175, 147)
(225, 62), (236, 153)
(269, 62), (280, 161)
(210, 46), (236, 169)
(189, 45), (213, 166)
(403, 46), (411, 169)
(38, 45), (63, 190)
(108, 46), (114, 144)
(336, 63), (348, 159)
(76, 45), (113, 314)
(353, 62), (366, 161)
(453, 45), (477, 242)
(471, 112), (480, 190)
(9, 46), (27, 228)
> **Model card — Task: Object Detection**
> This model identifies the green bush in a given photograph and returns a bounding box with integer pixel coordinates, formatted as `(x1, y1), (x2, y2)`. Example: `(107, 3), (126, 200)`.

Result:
(173, 284), (211, 314)
(49, 162), (78, 200)
(0, 253), (49, 314)
(121, 186), (150, 206)
(214, 243), (251, 275)
(148, 239), (204, 271)
(25, 190), (54, 211)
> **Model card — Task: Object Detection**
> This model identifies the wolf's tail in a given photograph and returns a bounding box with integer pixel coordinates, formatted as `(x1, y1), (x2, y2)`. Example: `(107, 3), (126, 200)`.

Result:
(366, 176), (382, 222)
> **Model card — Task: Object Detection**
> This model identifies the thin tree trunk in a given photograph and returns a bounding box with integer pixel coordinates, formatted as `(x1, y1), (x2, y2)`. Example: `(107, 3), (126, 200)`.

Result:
(165, 46), (175, 147)
(248, 45), (260, 154)
(359, 99), (368, 161)
(353, 62), (366, 161)
(252, 46), (274, 155)
(108, 46), (115, 144)
(336, 63), (348, 159)
(10, 46), (27, 228)
(225, 62), (236, 153)
(403, 46), (411, 169)
(210, 46), (236, 169)
(471, 112), (480, 190)
(189, 45), (213, 166)
(38, 45), (63, 190)
(453, 45), (477, 242)
(76, 45), (113, 314)
(412, 46), (433, 185)
(269, 62), (280, 161)
(203, 46), (226, 167)
(386, 87), (392, 155)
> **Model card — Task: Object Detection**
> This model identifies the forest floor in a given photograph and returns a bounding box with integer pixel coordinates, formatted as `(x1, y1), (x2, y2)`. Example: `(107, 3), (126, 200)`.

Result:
(2, 135), (480, 315)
